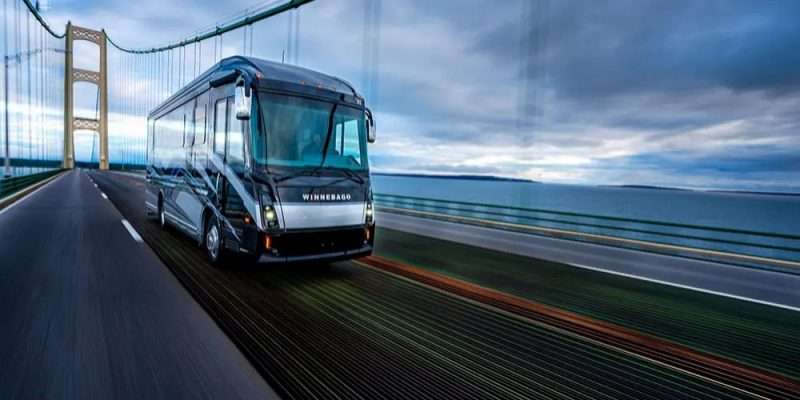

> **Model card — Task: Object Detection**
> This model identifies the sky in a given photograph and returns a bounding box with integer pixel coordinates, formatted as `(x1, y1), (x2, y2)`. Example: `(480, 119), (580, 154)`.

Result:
(32, 0), (800, 191)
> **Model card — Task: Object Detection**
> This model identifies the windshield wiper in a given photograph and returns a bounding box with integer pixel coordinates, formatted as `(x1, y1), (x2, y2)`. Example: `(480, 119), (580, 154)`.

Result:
(315, 169), (365, 188)
(334, 168), (364, 184)
(276, 168), (364, 185)
(273, 168), (320, 183)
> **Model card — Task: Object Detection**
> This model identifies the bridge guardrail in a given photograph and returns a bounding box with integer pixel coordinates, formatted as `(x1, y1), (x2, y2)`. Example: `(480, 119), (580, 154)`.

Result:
(0, 169), (63, 200)
(374, 193), (800, 268)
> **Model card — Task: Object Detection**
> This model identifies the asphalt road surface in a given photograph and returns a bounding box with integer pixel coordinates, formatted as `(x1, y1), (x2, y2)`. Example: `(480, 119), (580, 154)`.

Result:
(378, 211), (800, 310)
(79, 169), (784, 400)
(0, 170), (276, 399)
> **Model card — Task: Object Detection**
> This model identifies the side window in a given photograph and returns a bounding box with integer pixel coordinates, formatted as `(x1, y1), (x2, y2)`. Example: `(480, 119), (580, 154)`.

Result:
(214, 99), (227, 157)
(184, 101), (195, 147)
(341, 119), (361, 164)
(327, 115), (362, 167)
(195, 103), (207, 144)
(153, 118), (161, 166)
(226, 98), (245, 166)
(182, 114), (189, 147)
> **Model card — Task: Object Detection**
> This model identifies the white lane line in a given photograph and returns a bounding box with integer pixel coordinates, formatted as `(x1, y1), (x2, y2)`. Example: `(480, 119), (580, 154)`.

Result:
(0, 172), (67, 216)
(381, 212), (800, 311)
(121, 219), (143, 243)
(567, 261), (800, 313)
(101, 192), (108, 199)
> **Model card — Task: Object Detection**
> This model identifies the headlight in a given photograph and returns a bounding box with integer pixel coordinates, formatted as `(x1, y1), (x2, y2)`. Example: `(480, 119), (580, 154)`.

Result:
(366, 202), (374, 225)
(260, 191), (279, 229)
(263, 204), (279, 228)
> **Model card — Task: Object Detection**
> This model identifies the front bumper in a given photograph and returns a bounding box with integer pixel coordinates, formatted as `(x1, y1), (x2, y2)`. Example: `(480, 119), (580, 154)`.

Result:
(257, 244), (373, 264)
(255, 225), (375, 264)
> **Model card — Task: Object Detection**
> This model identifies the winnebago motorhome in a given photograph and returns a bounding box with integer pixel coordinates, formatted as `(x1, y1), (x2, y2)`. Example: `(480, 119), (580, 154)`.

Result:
(145, 56), (376, 265)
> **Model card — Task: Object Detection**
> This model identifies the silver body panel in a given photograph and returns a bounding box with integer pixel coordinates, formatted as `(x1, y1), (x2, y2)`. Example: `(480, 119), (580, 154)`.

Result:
(280, 202), (366, 229)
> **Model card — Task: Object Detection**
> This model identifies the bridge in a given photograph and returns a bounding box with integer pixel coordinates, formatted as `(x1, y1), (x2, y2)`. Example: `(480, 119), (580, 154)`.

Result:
(1, 1), (799, 399)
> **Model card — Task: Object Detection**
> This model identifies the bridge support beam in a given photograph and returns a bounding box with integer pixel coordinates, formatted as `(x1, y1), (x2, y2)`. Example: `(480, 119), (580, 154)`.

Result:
(63, 24), (108, 170)
(62, 23), (73, 169)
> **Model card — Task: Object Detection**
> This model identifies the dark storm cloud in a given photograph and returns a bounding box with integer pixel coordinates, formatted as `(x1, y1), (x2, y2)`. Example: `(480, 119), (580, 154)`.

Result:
(44, 0), (800, 190)
(628, 149), (800, 175)
(474, 0), (800, 100)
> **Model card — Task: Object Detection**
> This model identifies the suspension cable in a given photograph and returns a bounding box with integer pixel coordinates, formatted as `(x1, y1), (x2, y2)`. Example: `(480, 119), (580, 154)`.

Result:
(104, 0), (314, 54)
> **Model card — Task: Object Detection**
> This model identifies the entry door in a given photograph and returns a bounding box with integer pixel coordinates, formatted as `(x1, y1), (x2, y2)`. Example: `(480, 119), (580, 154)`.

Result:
(211, 98), (228, 209)
(222, 97), (248, 238)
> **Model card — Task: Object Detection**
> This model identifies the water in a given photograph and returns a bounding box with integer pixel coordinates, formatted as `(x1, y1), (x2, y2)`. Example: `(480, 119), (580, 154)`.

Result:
(372, 175), (800, 262)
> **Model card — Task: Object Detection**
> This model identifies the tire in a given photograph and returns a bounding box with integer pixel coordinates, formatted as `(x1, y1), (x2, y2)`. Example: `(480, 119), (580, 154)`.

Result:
(204, 214), (227, 266)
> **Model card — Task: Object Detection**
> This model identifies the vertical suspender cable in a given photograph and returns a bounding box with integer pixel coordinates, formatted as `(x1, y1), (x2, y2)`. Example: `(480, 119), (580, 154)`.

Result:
(294, 9), (299, 64)
(242, 25), (247, 56)
(37, 21), (41, 161)
(13, 0), (19, 162)
(26, 11), (31, 160)
(167, 49), (171, 95)
(286, 10), (292, 63)
(43, 26), (47, 161)
(2, 0), (10, 176)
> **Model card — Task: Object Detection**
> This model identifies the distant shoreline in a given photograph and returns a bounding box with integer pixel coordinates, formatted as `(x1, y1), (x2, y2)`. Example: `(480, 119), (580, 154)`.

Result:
(602, 184), (800, 196)
(371, 172), (539, 184)
(706, 189), (800, 197)
(599, 184), (691, 192)
(373, 172), (799, 196)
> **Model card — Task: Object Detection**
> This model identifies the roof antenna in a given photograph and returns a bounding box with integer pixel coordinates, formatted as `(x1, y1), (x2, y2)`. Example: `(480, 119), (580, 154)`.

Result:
(281, 49), (285, 63)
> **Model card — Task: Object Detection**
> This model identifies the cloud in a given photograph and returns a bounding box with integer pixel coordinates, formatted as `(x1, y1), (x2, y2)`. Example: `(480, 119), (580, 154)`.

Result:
(34, 0), (800, 191)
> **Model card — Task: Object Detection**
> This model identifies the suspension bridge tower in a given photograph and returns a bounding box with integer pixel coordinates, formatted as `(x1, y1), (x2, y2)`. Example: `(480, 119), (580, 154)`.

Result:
(63, 23), (109, 170)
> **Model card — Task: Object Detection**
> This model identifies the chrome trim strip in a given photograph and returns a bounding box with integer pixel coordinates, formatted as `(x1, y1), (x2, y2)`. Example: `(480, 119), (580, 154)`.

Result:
(165, 210), (198, 233)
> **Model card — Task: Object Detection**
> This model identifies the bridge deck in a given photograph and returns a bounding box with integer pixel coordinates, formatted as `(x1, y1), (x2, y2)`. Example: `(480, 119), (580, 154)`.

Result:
(0, 170), (276, 399)
(377, 211), (800, 308)
(82, 170), (796, 399)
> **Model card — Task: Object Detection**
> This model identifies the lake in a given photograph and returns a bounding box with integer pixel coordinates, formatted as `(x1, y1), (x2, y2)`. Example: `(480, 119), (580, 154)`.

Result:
(372, 175), (800, 262)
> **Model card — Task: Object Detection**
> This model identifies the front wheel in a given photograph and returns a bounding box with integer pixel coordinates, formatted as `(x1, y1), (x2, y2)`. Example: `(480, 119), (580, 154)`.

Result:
(205, 215), (227, 266)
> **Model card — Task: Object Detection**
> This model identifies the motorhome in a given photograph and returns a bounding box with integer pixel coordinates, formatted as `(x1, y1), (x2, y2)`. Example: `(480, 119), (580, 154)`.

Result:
(145, 56), (376, 265)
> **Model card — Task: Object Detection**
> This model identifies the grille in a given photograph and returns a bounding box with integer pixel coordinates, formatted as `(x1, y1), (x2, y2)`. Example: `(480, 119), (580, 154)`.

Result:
(273, 227), (366, 257)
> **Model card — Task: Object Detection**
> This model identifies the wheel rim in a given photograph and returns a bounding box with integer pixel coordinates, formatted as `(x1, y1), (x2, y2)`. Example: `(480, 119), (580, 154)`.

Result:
(206, 223), (219, 259)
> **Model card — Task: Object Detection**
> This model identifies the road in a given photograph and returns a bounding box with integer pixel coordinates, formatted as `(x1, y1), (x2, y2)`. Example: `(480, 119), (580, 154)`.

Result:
(0, 170), (276, 399)
(82, 169), (788, 399)
(377, 211), (800, 310)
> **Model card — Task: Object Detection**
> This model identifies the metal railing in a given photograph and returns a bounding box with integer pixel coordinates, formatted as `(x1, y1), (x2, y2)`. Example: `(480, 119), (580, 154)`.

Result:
(374, 193), (800, 266)
(0, 168), (60, 198)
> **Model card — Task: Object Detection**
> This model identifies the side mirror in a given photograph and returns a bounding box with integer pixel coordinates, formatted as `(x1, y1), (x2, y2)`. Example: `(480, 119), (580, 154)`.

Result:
(366, 108), (376, 143)
(235, 81), (251, 120)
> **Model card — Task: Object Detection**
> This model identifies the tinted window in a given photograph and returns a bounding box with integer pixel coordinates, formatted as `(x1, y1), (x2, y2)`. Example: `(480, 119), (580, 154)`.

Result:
(227, 98), (245, 167)
(253, 93), (368, 170)
(214, 99), (226, 157)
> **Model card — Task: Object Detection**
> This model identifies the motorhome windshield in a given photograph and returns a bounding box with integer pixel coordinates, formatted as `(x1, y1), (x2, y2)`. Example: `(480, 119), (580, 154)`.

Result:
(253, 93), (368, 171)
